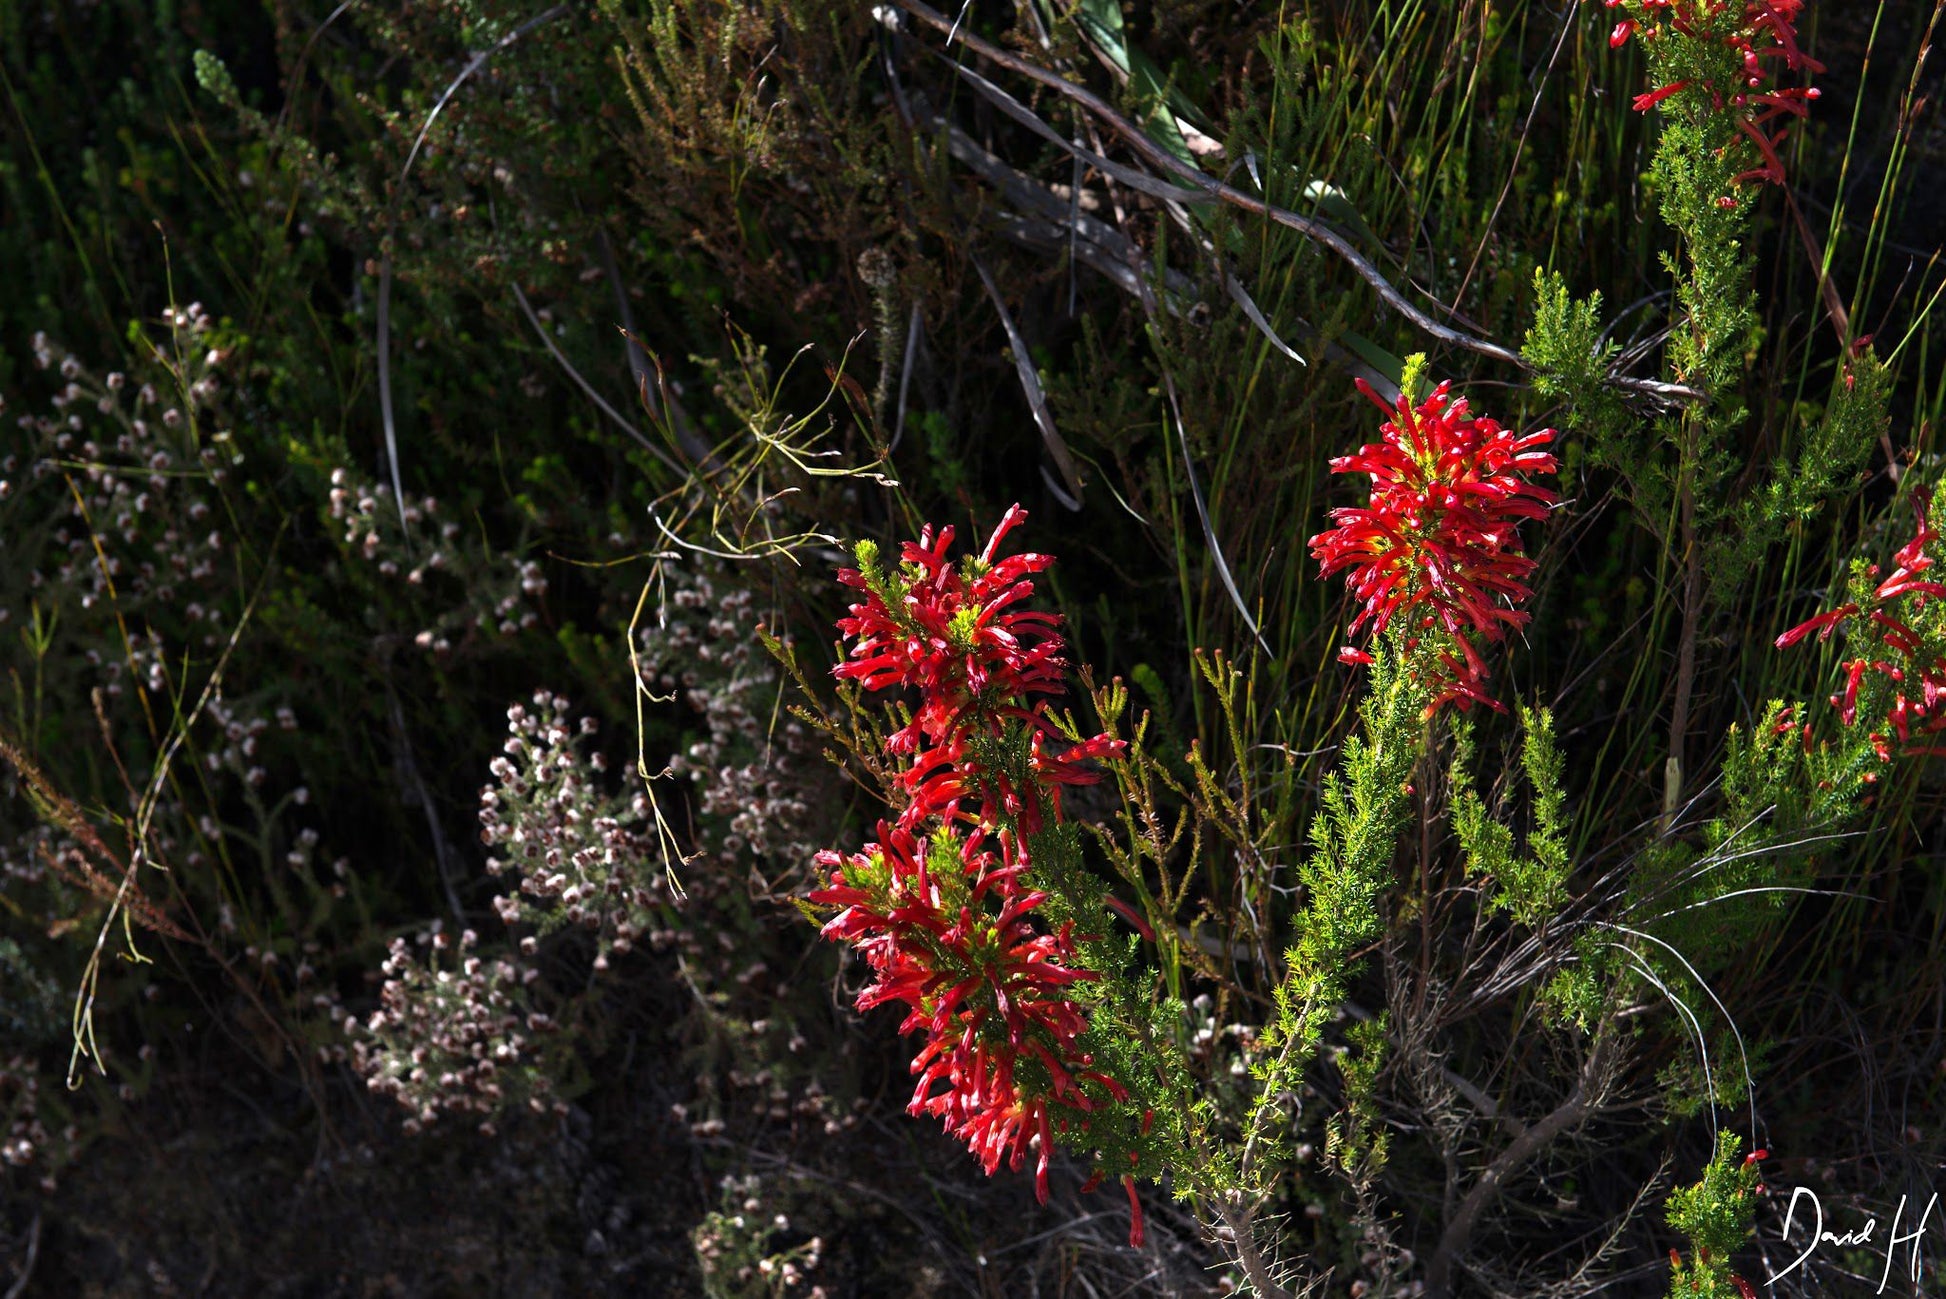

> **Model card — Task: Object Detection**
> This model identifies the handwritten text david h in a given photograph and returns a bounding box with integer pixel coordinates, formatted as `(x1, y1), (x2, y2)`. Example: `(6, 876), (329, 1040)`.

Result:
(1772, 1186), (1940, 1293)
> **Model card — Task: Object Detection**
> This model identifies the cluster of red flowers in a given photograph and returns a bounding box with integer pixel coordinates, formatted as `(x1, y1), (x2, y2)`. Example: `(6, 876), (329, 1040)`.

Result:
(811, 506), (1146, 1244)
(1310, 379), (1558, 713)
(1608, 0), (1823, 192)
(815, 824), (1130, 1191)
(1775, 490), (1946, 765)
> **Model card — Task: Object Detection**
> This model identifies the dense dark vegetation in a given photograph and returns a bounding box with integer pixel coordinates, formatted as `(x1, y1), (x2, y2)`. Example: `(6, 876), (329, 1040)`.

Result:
(3, 1), (1945, 1295)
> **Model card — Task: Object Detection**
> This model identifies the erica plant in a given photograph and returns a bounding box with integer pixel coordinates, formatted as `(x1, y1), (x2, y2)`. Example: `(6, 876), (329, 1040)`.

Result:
(1311, 366), (1558, 713)
(1777, 488), (1946, 764)
(806, 507), (1158, 1245)
(1528, 0), (1874, 830)
(1607, 0), (1822, 194)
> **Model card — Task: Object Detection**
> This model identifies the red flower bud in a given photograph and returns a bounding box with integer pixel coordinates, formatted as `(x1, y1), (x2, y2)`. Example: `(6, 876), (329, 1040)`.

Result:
(1633, 80), (1691, 111)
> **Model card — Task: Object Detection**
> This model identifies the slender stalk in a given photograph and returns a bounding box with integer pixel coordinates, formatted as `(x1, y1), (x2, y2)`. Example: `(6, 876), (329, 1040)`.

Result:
(1663, 459), (1703, 832)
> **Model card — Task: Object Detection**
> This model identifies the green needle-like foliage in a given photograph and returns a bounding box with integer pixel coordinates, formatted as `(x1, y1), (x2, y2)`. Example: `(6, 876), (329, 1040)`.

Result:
(1665, 1132), (1764, 1299)
(1239, 640), (1427, 1195)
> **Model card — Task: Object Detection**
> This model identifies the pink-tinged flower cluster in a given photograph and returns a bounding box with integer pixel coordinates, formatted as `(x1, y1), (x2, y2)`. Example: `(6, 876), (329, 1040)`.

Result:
(1608, 0), (1823, 191)
(1310, 379), (1558, 713)
(1776, 490), (1946, 766)
(817, 507), (1145, 1245)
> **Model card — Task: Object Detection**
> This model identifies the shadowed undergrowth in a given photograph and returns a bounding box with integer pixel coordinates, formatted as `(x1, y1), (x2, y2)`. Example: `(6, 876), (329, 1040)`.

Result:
(3, 1), (1945, 1295)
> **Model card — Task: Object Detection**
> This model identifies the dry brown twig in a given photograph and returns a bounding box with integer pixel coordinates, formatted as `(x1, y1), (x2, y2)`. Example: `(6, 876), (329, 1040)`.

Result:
(0, 732), (188, 945)
(886, 0), (1707, 410)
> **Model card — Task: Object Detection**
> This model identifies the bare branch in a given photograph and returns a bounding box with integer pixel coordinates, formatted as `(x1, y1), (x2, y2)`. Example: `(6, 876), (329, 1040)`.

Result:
(888, 0), (1705, 408)
(1424, 1029), (1619, 1298)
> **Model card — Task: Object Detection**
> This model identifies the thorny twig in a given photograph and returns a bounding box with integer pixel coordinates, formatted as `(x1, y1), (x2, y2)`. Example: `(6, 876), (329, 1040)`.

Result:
(1217, 1193), (1296, 1299)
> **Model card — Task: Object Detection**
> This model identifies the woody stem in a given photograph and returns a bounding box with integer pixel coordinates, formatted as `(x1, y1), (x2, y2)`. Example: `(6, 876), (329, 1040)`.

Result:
(1217, 1193), (1294, 1299)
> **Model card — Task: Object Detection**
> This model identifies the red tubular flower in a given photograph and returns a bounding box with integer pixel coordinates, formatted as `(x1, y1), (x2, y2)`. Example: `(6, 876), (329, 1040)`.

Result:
(836, 506), (1126, 833)
(810, 822), (1125, 1202)
(1833, 658), (1869, 726)
(1310, 378), (1557, 712)
(1877, 507), (1946, 601)
(1023, 731), (1124, 827)
(835, 505), (1067, 753)
(1123, 1174), (1146, 1248)
(1744, 0), (1817, 75)
(1731, 117), (1789, 185)
(1870, 611), (1925, 658)
(1633, 79), (1691, 111)
(1101, 894), (1156, 943)
(1612, 0), (1823, 189)
(816, 511), (1148, 1213)
(1778, 490), (1946, 759)
(1774, 603), (1859, 648)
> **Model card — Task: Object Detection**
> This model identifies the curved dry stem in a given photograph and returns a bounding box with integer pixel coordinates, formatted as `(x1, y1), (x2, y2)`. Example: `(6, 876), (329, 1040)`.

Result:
(889, 0), (1706, 409)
